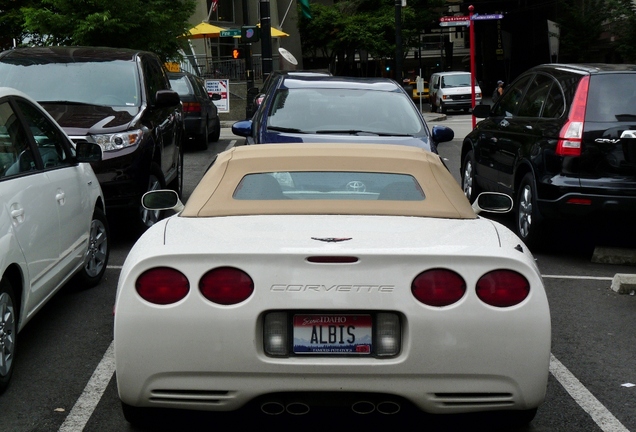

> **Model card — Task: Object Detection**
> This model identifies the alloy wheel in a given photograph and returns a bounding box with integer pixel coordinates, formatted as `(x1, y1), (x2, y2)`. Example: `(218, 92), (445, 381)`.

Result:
(0, 291), (15, 377)
(85, 217), (109, 278)
(517, 184), (533, 239)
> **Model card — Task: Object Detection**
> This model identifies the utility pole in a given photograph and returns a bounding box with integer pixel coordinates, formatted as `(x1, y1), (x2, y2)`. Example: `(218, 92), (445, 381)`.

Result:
(395, 0), (403, 83)
(242, 0), (253, 91)
(260, 0), (273, 79)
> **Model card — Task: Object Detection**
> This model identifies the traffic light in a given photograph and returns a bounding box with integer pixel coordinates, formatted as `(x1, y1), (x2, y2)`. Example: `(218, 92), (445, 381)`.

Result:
(241, 26), (260, 43)
(231, 48), (245, 59)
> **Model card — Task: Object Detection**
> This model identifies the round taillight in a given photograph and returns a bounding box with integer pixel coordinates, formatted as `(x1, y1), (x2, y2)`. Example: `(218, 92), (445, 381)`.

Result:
(136, 267), (189, 305)
(199, 267), (254, 305)
(412, 269), (466, 307)
(476, 270), (529, 307)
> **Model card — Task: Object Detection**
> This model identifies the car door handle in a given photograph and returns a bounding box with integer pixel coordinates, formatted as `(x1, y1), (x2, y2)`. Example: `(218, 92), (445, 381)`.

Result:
(56, 189), (66, 205)
(10, 206), (25, 224)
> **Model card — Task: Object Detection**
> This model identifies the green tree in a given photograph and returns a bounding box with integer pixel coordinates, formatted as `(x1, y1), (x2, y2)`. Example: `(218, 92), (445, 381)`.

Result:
(604, 0), (636, 62)
(298, 0), (445, 75)
(0, 0), (35, 50)
(21, 0), (196, 61)
(557, 0), (609, 62)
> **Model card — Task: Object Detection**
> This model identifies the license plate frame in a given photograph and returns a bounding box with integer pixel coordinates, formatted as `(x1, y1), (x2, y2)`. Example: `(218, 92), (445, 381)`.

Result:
(292, 314), (373, 355)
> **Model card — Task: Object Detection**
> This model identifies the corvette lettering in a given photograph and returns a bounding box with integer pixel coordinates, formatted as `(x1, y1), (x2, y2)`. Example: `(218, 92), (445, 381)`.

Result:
(271, 284), (394, 293)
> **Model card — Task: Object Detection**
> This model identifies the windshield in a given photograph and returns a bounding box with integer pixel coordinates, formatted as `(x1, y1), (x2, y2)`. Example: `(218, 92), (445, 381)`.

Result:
(0, 60), (141, 107)
(266, 88), (425, 136)
(441, 74), (473, 88)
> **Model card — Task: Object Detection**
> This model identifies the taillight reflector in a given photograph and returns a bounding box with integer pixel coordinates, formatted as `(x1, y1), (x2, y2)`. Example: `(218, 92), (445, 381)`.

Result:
(199, 267), (254, 305)
(136, 267), (189, 305)
(182, 102), (202, 113)
(566, 197), (592, 205)
(412, 269), (466, 307)
(557, 75), (589, 157)
(476, 270), (529, 307)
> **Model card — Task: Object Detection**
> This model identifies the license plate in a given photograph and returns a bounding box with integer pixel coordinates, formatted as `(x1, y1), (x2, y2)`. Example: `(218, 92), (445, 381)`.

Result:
(293, 314), (372, 355)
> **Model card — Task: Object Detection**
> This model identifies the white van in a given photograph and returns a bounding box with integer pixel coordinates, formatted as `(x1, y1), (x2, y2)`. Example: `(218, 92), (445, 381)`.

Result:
(429, 71), (482, 113)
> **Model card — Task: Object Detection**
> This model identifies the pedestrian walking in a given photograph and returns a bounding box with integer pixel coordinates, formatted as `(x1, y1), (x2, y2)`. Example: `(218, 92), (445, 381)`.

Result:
(492, 80), (504, 103)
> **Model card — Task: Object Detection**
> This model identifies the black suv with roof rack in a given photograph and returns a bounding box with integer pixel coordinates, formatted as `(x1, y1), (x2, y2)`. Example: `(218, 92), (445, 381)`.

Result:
(461, 63), (636, 249)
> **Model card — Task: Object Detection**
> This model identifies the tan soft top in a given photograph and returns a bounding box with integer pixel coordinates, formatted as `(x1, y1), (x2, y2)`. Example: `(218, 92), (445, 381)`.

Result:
(182, 144), (477, 219)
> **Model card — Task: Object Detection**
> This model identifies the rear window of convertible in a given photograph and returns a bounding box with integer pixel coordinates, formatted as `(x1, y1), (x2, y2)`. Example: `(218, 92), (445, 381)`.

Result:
(233, 172), (425, 201)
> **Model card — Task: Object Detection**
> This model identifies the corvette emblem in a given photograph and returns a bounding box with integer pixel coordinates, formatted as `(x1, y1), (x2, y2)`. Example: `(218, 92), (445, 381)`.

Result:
(311, 237), (352, 243)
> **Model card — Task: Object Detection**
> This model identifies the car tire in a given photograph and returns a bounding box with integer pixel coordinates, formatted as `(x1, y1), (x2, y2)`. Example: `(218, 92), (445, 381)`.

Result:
(461, 150), (481, 203)
(209, 117), (221, 143)
(196, 120), (209, 150)
(515, 173), (545, 250)
(72, 207), (110, 288)
(0, 278), (17, 394)
(139, 164), (166, 230)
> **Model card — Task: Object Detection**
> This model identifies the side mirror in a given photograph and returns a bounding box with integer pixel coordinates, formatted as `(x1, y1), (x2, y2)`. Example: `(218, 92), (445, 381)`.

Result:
(75, 141), (102, 162)
(142, 190), (184, 213)
(154, 90), (181, 108)
(431, 125), (454, 143)
(232, 120), (253, 137)
(472, 104), (491, 119)
(472, 192), (513, 215)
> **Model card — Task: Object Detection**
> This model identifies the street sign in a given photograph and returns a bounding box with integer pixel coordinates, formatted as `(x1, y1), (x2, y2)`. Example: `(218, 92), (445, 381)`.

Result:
(439, 15), (470, 27)
(471, 13), (504, 20)
(220, 28), (241, 37)
(440, 16), (470, 22)
(440, 21), (469, 27)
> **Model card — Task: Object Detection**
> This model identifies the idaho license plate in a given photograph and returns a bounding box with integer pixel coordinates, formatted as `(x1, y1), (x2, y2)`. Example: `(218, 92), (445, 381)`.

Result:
(292, 314), (372, 355)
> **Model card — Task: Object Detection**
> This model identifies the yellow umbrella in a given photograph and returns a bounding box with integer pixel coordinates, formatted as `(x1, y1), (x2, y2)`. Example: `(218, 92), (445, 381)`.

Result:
(183, 22), (228, 39)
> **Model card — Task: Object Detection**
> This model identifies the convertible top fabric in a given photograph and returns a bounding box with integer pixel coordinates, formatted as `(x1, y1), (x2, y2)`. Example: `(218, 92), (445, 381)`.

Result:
(182, 143), (477, 219)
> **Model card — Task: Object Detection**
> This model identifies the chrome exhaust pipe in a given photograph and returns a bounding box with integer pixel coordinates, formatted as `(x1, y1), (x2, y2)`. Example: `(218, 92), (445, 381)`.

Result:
(351, 401), (376, 414)
(286, 402), (310, 415)
(376, 401), (401, 415)
(261, 401), (285, 415)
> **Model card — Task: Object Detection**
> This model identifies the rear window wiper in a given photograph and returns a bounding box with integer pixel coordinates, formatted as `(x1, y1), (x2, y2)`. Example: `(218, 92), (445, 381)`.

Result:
(267, 126), (308, 133)
(615, 114), (636, 121)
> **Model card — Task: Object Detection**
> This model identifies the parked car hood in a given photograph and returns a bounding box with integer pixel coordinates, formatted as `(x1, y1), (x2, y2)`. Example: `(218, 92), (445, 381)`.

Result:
(40, 102), (140, 135)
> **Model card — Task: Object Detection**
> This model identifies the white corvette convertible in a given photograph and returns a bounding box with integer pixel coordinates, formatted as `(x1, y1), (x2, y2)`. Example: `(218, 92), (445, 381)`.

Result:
(114, 143), (551, 428)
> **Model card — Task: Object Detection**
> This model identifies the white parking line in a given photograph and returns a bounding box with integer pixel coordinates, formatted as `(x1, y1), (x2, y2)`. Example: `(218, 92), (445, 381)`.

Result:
(58, 341), (115, 432)
(550, 354), (629, 432)
(543, 274), (614, 281)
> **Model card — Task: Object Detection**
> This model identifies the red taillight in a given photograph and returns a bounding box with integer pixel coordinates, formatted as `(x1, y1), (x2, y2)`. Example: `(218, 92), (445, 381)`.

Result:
(476, 270), (529, 307)
(557, 75), (589, 157)
(412, 269), (466, 306)
(199, 267), (254, 305)
(182, 102), (202, 113)
(136, 267), (190, 305)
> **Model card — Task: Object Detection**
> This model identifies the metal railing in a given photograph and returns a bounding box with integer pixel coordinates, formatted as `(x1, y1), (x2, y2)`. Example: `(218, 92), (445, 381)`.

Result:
(180, 55), (263, 81)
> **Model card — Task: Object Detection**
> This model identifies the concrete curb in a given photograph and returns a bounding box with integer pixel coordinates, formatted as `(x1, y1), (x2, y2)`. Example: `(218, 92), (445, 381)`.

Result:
(611, 274), (636, 295)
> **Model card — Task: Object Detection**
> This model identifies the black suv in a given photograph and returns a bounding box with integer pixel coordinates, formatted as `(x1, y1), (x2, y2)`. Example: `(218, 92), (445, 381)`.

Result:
(462, 63), (636, 248)
(0, 46), (184, 231)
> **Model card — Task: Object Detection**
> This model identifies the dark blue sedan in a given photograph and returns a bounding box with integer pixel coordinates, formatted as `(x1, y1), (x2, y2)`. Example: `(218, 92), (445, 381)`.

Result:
(232, 75), (454, 153)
